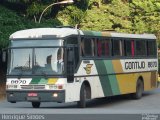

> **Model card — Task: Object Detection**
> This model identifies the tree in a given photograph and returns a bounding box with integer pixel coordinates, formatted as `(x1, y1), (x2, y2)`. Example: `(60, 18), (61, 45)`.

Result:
(0, 5), (25, 48)
(2, 0), (60, 22)
(0, 5), (62, 49)
(130, 0), (160, 34)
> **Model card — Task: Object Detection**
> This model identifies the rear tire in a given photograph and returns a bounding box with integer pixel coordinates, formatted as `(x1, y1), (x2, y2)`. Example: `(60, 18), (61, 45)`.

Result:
(77, 84), (87, 108)
(32, 102), (40, 108)
(131, 79), (144, 99)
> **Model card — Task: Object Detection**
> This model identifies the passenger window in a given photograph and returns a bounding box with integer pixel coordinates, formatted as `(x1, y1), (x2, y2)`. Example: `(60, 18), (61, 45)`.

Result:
(105, 40), (110, 56)
(113, 40), (123, 56)
(147, 41), (156, 56)
(125, 40), (134, 57)
(97, 40), (102, 56)
(97, 39), (110, 57)
(135, 40), (146, 56)
(81, 38), (95, 57)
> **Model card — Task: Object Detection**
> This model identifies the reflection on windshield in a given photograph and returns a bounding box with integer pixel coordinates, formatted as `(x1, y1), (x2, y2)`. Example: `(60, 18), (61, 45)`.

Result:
(9, 49), (32, 75)
(8, 48), (64, 75)
(33, 48), (64, 75)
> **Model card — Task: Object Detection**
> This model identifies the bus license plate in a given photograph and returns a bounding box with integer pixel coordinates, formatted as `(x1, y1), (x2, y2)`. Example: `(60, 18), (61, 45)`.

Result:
(28, 93), (37, 97)
(27, 93), (39, 101)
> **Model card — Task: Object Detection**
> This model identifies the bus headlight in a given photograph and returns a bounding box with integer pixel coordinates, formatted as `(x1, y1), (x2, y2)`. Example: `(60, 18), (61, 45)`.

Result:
(53, 93), (58, 97)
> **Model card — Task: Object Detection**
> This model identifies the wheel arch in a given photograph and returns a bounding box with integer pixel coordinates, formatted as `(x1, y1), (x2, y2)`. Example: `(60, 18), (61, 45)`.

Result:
(81, 80), (91, 99)
(138, 76), (144, 85)
(137, 76), (144, 90)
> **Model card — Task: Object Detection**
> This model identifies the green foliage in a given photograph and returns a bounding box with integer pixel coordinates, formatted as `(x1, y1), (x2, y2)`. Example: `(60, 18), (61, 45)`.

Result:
(1, 0), (160, 48)
(81, 6), (113, 30)
(75, 0), (90, 10)
(0, 5), (25, 48)
(57, 6), (86, 26)
(107, 0), (132, 32)
(130, 0), (160, 34)
(0, 5), (62, 48)
(4, 0), (58, 21)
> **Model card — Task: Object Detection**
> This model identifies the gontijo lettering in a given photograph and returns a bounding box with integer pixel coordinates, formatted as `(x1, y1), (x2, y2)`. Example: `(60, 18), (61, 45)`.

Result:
(125, 61), (145, 70)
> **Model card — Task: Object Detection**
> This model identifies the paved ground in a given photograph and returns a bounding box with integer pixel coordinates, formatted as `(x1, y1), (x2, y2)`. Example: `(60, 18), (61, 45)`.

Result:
(0, 87), (160, 114)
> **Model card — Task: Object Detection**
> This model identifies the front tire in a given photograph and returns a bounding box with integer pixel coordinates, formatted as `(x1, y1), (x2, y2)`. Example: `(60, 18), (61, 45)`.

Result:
(77, 84), (87, 108)
(131, 79), (144, 99)
(32, 102), (40, 108)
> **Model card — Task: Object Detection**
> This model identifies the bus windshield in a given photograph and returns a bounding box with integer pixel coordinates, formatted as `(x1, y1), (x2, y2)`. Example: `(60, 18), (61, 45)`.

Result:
(8, 40), (64, 76)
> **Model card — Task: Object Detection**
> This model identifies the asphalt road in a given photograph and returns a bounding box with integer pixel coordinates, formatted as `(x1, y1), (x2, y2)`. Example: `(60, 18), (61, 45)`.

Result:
(0, 87), (160, 114)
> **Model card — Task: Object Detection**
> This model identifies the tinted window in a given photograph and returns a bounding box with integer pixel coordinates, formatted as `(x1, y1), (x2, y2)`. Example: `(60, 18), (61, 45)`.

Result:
(147, 41), (156, 56)
(81, 38), (95, 56)
(125, 40), (134, 57)
(97, 39), (110, 57)
(135, 40), (146, 56)
(113, 40), (123, 56)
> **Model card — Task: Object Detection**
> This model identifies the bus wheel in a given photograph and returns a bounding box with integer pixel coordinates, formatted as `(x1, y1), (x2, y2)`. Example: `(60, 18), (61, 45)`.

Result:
(132, 79), (144, 99)
(77, 84), (87, 108)
(32, 102), (40, 108)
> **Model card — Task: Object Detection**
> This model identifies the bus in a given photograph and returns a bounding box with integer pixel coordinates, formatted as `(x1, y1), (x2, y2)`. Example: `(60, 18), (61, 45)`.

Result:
(6, 27), (158, 108)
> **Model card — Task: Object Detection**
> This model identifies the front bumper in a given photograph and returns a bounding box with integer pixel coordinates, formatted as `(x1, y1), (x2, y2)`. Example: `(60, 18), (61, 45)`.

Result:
(6, 90), (65, 103)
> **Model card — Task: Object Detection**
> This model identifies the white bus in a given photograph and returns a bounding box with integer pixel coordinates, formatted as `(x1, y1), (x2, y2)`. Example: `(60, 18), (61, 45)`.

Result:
(6, 27), (158, 108)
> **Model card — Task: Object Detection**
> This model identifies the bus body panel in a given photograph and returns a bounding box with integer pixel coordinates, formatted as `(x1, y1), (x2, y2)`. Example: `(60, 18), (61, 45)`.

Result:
(6, 28), (158, 106)
(6, 77), (67, 102)
(74, 59), (158, 98)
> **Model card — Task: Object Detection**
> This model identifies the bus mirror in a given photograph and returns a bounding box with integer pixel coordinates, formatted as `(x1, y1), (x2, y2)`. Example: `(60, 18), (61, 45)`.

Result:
(2, 50), (7, 62)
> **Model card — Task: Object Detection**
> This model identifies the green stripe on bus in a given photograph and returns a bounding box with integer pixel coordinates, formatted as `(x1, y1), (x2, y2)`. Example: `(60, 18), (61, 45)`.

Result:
(104, 60), (120, 95)
(94, 60), (113, 96)
(39, 78), (48, 84)
(83, 31), (102, 36)
(30, 77), (41, 84)
(92, 31), (102, 36)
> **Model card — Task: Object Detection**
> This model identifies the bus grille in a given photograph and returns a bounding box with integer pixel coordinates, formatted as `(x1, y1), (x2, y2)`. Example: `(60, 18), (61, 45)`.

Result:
(21, 85), (45, 90)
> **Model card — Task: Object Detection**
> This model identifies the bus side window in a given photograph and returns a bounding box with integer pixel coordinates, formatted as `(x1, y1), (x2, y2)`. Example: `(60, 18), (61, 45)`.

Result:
(131, 40), (135, 57)
(101, 40), (106, 56)
(97, 39), (111, 57)
(91, 39), (95, 56)
(147, 40), (156, 56)
(81, 38), (95, 57)
(113, 40), (123, 56)
(124, 40), (134, 57)
(97, 40), (102, 56)
(105, 40), (110, 56)
(135, 40), (146, 56)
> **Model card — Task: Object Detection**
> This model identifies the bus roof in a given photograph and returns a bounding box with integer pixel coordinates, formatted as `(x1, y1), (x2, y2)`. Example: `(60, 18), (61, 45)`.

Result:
(10, 28), (79, 39)
(82, 30), (157, 39)
(10, 28), (156, 40)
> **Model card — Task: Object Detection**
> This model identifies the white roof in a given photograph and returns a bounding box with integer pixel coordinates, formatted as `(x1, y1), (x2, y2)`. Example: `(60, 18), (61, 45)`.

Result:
(10, 28), (79, 39)
(10, 28), (156, 40)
